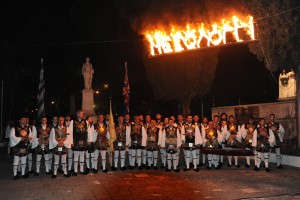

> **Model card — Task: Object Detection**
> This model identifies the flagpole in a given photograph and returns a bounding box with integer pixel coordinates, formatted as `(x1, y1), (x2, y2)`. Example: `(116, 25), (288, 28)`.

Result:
(0, 80), (3, 142)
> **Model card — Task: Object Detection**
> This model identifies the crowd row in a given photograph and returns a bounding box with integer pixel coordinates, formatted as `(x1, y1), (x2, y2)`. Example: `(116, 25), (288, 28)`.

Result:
(8, 111), (285, 179)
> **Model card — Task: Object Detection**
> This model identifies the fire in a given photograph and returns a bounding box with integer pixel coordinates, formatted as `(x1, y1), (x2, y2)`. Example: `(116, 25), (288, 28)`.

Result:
(145, 15), (255, 56)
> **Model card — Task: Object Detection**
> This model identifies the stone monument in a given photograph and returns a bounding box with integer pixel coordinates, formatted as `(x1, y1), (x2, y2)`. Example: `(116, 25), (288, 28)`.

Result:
(278, 68), (297, 100)
(82, 57), (95, 116)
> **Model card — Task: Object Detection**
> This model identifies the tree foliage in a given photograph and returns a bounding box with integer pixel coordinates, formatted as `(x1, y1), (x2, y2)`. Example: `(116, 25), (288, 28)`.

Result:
(245, 0), (300, 71)
(144, 49), (219, 114)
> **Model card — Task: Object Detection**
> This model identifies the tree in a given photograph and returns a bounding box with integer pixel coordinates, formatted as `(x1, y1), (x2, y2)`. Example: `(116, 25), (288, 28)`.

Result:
(144, 49), (219, 115)
(245, 0), (300, 71)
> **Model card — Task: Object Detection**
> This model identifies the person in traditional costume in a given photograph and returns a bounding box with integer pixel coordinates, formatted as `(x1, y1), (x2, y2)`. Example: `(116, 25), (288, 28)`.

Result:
(203, 121), (222, 169)
(35, 116), (52, 175)
(145, 120), (161, 170)
(85, 116), (95, 173)
(223, 115), (242, 168)
(128, 115), (146, 170)
(93, 114), (110, 173)
(252, 118), (275, 172)
(181, 114), (203, 172)
(112, 115), (130, 171)
(161, 119), (181, 172)
(241, 117), (257, 168)
(70, 110), (93, 176)
(10, 113), (33, 179)
(49, 116), (71, 178)
(268, 114), (285, 168)
(200, 117), (209, 167)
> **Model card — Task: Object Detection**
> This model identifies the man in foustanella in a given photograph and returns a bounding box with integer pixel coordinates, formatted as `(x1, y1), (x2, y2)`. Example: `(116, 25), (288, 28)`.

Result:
(49, 116), (71, 178)
(181, 114), (203, 172)
(71, 110), (93, 176)
(35, 116), (52, 176)
(10, 113), (34, 179)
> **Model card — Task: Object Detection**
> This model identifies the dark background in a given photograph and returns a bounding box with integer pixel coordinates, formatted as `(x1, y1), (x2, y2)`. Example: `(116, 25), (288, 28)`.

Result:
(0, 1), (278, 123)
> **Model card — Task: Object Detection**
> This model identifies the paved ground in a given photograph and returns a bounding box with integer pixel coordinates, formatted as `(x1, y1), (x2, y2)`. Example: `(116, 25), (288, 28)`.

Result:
(0, 148), (300, 200)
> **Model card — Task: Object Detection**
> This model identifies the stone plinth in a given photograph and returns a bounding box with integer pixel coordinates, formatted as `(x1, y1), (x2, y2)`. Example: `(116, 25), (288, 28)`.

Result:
(82, 89), (95, 116)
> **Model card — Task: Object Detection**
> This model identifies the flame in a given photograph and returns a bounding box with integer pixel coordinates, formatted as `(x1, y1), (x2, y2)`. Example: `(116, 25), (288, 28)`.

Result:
(145, 15), (255, 56)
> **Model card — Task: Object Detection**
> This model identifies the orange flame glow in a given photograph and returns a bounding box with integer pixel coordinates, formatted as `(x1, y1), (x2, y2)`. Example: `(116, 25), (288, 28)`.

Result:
(145, 15), (255, 56)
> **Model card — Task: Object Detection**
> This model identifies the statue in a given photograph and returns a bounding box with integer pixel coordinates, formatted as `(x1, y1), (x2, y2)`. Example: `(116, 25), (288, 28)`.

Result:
(279, 68), (297, 99)
(279, 69), (288, 99)
(82, 57), (94, 89)
(287, 68), (296, 98)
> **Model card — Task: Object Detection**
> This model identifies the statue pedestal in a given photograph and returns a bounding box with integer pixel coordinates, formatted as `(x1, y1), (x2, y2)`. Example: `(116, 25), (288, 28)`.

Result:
(82, 89), (95, 116)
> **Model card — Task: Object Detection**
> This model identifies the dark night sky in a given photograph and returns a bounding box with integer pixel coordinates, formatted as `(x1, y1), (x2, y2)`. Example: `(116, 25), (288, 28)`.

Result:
(0, 1), (278, 122)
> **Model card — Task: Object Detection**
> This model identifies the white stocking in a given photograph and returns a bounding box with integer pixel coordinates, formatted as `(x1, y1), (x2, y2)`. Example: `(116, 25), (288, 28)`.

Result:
(73, 151), (80, 173)
(94, 150), (99, 170)
(185, 150), (191, 169)
(13, 156), (20, 176)
(36, 154), (42, 173)
(67, 148), (73, 171)
(79, 151), (85, 172)
(20, 156), (27, 175)
(153, 151), (158, 166)
(147, 151), (153, 166)
(85, 151), (90, 169)
(120, 151), (126, 168)
(100, 150), (107, 170)
(28, 153), (33, 171)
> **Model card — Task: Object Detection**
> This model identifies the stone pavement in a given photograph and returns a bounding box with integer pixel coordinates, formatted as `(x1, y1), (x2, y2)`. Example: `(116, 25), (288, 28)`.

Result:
(0, 148), (300, 200)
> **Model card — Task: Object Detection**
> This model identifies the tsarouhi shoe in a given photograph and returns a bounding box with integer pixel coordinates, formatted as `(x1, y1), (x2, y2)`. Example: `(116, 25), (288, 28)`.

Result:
(85, 168), (91, 174)
(34, 172), (39, 176)
(128, 165), (134, 170)
(64, 173), (71, 178)
(277, 165), (283, 169)
(174, 168), (180, 173)
(46, 171), (52, 175)
(194, 168), (199, 172)
(153, 166), (159, 170)
(51, 174), (57, 179)
(183, 167), (189, 171)
(254, 166), (259, 171)
(120, 166), (127, 170)
(72, 172), (78, 176)
(245, 164), (250, 168)
(235, 164), (241, 168)
(265, 168), (271, 172)
(138, 165), (143, 170)
(146, 166), (151, 170)
(102, 169), (108, 173)
(29, 170), (34, 174)
(165, 168), (171, 172)
(21, 174), (29, 179)
(13, 175), (20, 180)
(111, 167), (117, 171)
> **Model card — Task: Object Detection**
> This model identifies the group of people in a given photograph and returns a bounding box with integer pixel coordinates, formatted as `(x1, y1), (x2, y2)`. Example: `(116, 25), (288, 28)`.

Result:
(8, 110), (285, 180)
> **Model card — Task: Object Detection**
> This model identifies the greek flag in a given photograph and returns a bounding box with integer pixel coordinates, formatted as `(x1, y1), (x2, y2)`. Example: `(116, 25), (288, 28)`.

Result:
(37, 58), (45, 120)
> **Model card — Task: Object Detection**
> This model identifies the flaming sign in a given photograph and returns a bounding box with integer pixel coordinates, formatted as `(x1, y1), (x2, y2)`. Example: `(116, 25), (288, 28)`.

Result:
(145, 16), (255, 56)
